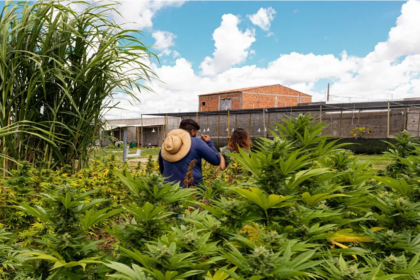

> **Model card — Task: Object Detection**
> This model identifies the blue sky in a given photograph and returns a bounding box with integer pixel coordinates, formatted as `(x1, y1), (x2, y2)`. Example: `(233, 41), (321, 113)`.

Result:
(116, 0), (420, 117)
(145, 1), (404, 70)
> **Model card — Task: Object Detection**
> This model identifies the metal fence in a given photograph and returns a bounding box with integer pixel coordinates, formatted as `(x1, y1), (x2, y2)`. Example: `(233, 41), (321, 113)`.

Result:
(147, 100), (420, 146)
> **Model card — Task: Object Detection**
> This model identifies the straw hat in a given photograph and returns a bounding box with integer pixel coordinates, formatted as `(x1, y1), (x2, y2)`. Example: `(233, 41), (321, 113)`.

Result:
(161, 129), (192, 162)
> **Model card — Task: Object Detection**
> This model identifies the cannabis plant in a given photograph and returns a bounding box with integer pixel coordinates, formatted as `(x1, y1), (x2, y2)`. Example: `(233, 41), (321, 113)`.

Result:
(383, 131), (420, 177)
(16, 185), (122, 278)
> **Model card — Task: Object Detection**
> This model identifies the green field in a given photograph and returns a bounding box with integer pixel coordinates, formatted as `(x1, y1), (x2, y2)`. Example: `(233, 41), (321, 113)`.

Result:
(98, 147), (160, 159)
(99, 145), (394, 170)
(5, 114), (420, 279)
(357, 154), (394, 170)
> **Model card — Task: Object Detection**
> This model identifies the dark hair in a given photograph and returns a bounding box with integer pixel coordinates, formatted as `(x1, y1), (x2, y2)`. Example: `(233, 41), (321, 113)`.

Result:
(227, 128), (251, 152)
(180, 119), (200, 133)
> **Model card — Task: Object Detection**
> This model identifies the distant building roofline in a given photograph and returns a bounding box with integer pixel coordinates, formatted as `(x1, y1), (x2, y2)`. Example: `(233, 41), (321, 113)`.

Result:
(145, 99), (420, 117)
(199, 84), (311, 97)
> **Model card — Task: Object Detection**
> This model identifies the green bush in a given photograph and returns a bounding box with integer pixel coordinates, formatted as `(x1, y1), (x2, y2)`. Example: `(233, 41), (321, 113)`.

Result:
(2, 114), (420, 279)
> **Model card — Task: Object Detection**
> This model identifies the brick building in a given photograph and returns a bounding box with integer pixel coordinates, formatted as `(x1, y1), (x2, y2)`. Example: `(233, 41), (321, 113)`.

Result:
(198, 84), (312, 112)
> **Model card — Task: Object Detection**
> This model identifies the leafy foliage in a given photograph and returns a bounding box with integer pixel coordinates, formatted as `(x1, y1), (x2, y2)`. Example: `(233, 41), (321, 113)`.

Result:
(3, 113), (420, 280)
(0, 0), (156, 170)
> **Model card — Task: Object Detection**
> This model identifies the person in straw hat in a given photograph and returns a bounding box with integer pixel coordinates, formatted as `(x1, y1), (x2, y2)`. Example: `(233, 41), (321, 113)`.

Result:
(158, 119), (222, 188)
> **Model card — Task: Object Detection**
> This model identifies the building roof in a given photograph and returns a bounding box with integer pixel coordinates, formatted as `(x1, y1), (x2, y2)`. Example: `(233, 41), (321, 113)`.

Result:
(199, 84), (310, 97)
(145, 99), (420, 117)
(104, 117), (171, 130)
(103, 124), (164, 130)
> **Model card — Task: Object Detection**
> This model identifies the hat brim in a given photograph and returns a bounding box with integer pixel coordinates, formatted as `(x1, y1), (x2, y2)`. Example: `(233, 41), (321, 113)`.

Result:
(161, 129), (192, 162)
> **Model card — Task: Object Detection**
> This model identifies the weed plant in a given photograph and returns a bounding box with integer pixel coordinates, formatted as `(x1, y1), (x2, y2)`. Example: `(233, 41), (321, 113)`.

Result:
(2, 114), (420, 279)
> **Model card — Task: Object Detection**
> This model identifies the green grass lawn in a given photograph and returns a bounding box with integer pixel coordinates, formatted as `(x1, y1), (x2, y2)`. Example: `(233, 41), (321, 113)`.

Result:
(357, 154), (394, 170)
(140, 147), (160, 157)
(93, 147), (160, 161)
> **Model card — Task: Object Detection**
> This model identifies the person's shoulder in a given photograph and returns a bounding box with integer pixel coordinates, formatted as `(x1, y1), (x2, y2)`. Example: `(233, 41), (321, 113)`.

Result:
(191, 137), (201, 143)
(221, 146), (233, 153)
(191, 137), (205, 147)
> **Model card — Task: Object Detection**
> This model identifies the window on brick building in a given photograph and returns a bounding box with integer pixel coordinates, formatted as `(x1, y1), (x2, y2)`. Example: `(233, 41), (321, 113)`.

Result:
(202, 101), (206, 106)
(220, 98), (232, 110)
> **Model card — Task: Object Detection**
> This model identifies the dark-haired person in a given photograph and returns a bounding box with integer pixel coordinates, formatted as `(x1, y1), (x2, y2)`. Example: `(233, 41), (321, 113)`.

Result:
(219, 128), (251, 170)
(158, 119), (221, 187)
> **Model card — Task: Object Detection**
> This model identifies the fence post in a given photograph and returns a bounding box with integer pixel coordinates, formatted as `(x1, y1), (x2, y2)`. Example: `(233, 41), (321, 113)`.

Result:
(387, 102), (390, 138)
(339, 110), (343, 138)
(404, 107), (408, 131)
(165, 114), (169, 135)
(141, 115), (144, 148)
(136, 127), (140, 147)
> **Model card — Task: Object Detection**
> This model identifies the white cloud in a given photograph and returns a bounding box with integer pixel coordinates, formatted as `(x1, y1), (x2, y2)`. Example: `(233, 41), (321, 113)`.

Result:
(152, 30), (177, 56)
(110, 0), (185, 30)
(329, 0), (420, 102)
(106, 52), (356, 118)
(59, 1), (86, 12)
(152, 31), (176, 50)
(60, 0), (185, 30)
(200, 14), (256, 76)
(367, 0), (420, 62)
(172, 50), (181, 58)
(248, 7), (276, 31)
(105, 0), (420, 118)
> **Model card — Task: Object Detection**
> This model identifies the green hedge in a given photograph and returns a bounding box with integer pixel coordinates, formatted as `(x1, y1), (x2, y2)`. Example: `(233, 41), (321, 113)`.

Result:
(330, 138), (396, 154)
(214, 137), (395, 154)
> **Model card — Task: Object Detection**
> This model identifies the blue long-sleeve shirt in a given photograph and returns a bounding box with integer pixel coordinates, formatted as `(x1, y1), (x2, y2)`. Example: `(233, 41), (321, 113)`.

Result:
(158, 138), (221, 187)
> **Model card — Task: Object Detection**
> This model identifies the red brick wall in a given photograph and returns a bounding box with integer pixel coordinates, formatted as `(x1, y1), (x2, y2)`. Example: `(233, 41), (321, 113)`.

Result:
(299, 96), (312, 104)
(245, 85), (304, 95)
(198, 85), (312, 111)
(199, 93), (241, 111)
(199, 95), (219, 112)
(242, 85), (311, 109)
(241, 93), (275, 109)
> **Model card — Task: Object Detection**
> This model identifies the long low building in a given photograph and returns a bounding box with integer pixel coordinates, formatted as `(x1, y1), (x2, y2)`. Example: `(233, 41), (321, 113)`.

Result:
(102, 116), (180, 147)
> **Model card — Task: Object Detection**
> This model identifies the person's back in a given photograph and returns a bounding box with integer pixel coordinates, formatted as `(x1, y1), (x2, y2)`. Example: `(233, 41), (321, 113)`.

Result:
(159, 137), (220, 186)
(220, 128), (251, 169)
(158, 119), (221, 187)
